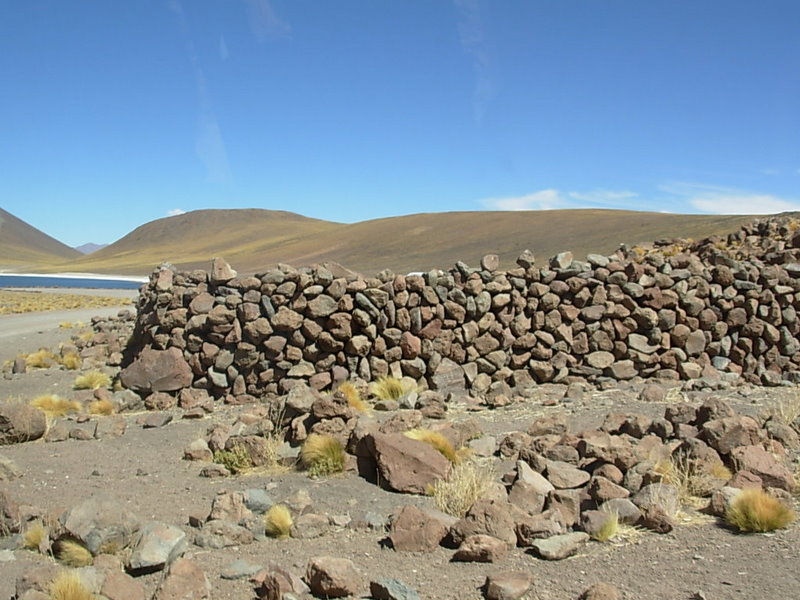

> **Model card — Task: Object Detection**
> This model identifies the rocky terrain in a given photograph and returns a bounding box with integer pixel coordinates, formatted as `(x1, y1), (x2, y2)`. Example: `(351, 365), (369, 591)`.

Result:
(1, 216), (800, 600)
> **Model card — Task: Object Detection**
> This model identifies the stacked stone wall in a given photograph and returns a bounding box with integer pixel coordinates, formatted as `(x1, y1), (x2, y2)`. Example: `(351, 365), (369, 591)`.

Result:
(126, 217), (800, 400)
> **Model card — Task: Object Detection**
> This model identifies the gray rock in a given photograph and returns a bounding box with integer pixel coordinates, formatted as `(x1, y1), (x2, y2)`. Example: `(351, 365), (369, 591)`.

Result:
(127, 521), (188, 572)
(530, 531), (589, 560)
(59, 496), (141, 555)
(370, 578), (421, 600)
(220, 559), (262, 580)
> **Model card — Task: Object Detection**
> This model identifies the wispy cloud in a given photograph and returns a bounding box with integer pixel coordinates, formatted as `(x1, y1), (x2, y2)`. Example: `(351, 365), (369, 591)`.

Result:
(244, 0), (291, 42)
(454, 0), (494, 125)
(167, 209), (186, 217)
(169, 0), (231, 183)
(219, 35), (229, 61)
(482, 189), (565, 211)
(660, 182), (800, 215)
(567, 189), (639, 205)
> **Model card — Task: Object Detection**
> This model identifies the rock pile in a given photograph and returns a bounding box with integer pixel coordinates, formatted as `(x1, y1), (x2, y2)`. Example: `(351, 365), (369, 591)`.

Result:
(120, 217), (800, 402)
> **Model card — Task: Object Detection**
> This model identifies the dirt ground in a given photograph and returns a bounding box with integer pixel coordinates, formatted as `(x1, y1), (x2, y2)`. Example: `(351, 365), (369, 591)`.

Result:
(1, 299), (799, 600)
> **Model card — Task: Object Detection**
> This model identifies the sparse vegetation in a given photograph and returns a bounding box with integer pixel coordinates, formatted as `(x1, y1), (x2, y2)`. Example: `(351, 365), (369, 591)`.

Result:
(591, 511), (620, 542)
(338, 381), (372, 414)
(73, 371), (112, 390)
(655, 451), (731, 505)
(48, 569), (96, 600)
(404, 428), (460, 463)
(763, 391), (800, 427)
(370, 376), (416, 402)
(22, 520), (48, 551)
(54, 539), (93, 567)
(213, 445), (253, 474)
(59, 351), (82, 370)
(88, 398), (114, 416)
(264, 504), (293, 539)
(0, 290), (131, 315)
(725, 488), (796, 533)
(429, 460), (494, 517)
(300, 434), (346, 477)
(25, 349), (58, 369)
(30, 394), (81, 418)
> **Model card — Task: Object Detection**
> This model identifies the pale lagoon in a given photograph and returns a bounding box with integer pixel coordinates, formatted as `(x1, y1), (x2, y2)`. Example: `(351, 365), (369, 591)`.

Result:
(0, 273), (146, 290)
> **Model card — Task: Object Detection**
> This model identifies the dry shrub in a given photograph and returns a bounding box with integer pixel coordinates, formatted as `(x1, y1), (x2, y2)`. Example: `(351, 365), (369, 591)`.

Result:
(725, 488), (796, 533)
(59, 352), (82, 371)
(404, 428), (459, 463)
(264, 504), (292, 539)
(300, 434), (345, 476)
(31, 395), (81, 418)
(430, 460), (494, 517)
(370, 376), (415, 402)
(54, 539), (93, 567)
(338, 381), (371, 414)
(591, 511), (619, 542)
(25, 349), (57, 369)
(73, 371), (112, 390)
(763, 391), (800, 427)
(655, 451), (730, 504)
(48, 569), (96, 600)
(23, 520), (48, 551)
(213, 445), (253, 474)
(88, 398), (114, 416)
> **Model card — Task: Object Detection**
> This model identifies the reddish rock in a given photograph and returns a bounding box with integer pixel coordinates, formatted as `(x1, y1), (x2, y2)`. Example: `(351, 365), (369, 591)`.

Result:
(389, 505), (450, 552)
(152, 557), (211, 600)
(366, 433), (451, 494)
(120, 347), (193, 393)
(730, 445), (796, 491)
(305, 556), (362, 598)
(453, 534), (508, 562)
(484, 571), (534, 600)
(101, 569), (146, 600)
(450, 499), (518, 548)
(0, 404), (47, 445)
(580, 583), (622, 600)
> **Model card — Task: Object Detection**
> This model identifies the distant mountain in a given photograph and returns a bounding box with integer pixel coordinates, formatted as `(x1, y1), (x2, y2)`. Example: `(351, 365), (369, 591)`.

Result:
(75, 243), (108, 255)
(0, 207), (81, 268)
(55, 207), (758, 276)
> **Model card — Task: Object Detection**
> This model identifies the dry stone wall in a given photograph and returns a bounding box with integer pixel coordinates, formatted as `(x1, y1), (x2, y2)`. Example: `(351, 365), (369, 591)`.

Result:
(124, 217), (800, 401)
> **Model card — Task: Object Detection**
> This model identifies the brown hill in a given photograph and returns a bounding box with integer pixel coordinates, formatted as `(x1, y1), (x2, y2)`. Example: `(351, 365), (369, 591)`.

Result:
(0, 207), (81, 269)
(50, 208), (759, 277)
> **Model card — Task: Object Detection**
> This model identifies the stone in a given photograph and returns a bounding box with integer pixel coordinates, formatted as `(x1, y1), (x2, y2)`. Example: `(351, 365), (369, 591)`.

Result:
(546, 460), (590, 489)
(209, 491), (254, 523)
(194, 519), (255, 548)
(637, 506), (675, 533)
(484, 571), (534, 600)
(450, 500), (518, 548)
(254, 563), (311, 600)
(530, 531), (589, 560)
(389, 505), (449, 552)
(221, 559), (263, 580)
(120, 347), (193, 393)
(585, 351), (615, 370)
(101, 570), (146, 600)
(305, 556), (363, 598)
(60, 496), (141, 555)
(431, 358), (467, 395)
(152, 557), (211, 600)
(0, 404), (47, 445)
(599, 498), (642, 525)
(515, 508), (567, 546)
(183, 439), (213, 462)
(632, 483), (679, 517)
(0, 454), (22, 480)
(127, 521), (188, 572)
(453, 534), (509, 562)
(730, 445), (796, 491)
(370, 578), (421, 600)
(588, 476), (630, 503)
(580, 583), (622, 600)
(366, 433), (451, 494)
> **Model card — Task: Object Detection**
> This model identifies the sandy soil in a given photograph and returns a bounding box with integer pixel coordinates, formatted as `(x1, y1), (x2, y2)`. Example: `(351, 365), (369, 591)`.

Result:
(1, 302), (799, 600)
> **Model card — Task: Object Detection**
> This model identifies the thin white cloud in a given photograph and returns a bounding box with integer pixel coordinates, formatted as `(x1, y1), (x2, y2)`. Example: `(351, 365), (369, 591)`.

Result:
(219, 35), (229, 60)
(454, 0), (494, 125)
(660, 182), (800, 215)
(567, 189), (639, 204)
(244, 0), (291, 42)
(482, 189), (565, 211)
(167, 209), (186, 217)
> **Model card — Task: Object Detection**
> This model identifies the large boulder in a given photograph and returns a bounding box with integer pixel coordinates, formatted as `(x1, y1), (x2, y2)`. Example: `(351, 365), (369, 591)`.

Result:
(120, 347), (193, 393)
(365, 433), (451, 494)
(0, 404), (46, 445)
(305, 556), (363, 598)
(59, 496), (141, 554)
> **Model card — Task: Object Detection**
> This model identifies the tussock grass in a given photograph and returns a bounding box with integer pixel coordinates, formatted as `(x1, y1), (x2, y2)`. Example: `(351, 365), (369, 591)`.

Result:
(429, 460), (494, 517)
(31, 395), (81, 418)
(73, 371), (112, 390)
(725, 488), (796, 533)
(0, 289), (131, 315)
(213, 445), (253, 474)
(405, 428), (459, 463)
(54, 539), (93, 567)
(763, 391), (800, 427)
(370, 376), (415, 402)
(22, 520), (48, 551)
(59, 351), (82, 370)
(25, 349), (57, 369)
(300, 434), (346, 477)
(48, 569), (96, 600)
(88, 398), (114, 416)
(264, 504), (293, 539)
(655, 451), (730, 505)
(591, 511), (620, 542)
(338, 381), (372, 414)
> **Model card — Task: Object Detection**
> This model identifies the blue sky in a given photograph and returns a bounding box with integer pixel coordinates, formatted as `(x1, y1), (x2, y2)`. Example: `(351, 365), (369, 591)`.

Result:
(2, 0), (799, 247)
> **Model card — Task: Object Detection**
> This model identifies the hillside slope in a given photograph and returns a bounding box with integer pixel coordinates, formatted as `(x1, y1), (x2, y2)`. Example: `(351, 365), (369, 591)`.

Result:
(0, 207), (81, 268)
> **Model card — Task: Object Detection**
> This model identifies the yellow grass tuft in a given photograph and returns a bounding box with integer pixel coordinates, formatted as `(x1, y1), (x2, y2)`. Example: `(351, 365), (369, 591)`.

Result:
(22, 520), (48, 551)
(59, 351), (82, 371)
(725, 488), (796, 533)
(48, 569), (96, 600)
(31, 395), (82, 418)
(264, 504), (293, 539)
(300, 434), (346, 476)
(655, 451), (729, 504)
(54, 539), (93, 567)
(338, 381), (372, 414)
(591, 511), (620, 542)
(25, 349), (57, 369)
(429, 460), (494, 517)
(77, 331), (94, 343)
(73, 371), (112, 390)
(404, 428), (459, 463)
(88, 398), (115, 416)
(370, 376), (415, 402)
